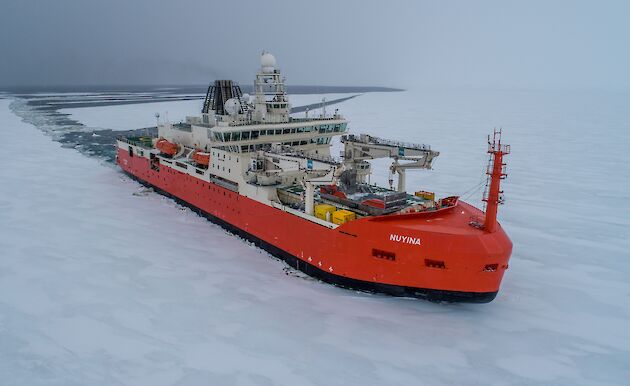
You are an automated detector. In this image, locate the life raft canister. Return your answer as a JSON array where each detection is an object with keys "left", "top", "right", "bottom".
[
  {"left": 192, "top": 150, "right": 210, "bottom": 166},
  {"left": 156, "top": 138, "right": 179, "bottom": 156}
]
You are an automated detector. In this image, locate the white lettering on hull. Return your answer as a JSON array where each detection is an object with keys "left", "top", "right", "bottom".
[{"left": 389, "top": 234, "right": 421, "bottom": 245}]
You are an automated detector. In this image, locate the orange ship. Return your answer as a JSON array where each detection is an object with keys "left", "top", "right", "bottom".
[{"left": 116, "top": 52, "right": 512, "bottom": 303}]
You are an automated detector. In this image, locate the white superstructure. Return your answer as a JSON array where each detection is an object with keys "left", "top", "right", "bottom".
[{"left": 117, "top": 52, "right": 439, "bottom": 224}]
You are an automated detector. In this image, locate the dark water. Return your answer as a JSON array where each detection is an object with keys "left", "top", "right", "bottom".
[
  {"left": 4, "top": 84, "right": 402, "bottom": 95},
  {"left": 9, "top": 86, "right": 398, "bottom": 162}
]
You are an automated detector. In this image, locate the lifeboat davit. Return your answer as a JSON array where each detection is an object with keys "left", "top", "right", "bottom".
[
  {"left": 156, "top": 138, "right": 179, "bottom": 156},
  {"left": 192, "top": 150, "right": 210, "bottom": 166}
]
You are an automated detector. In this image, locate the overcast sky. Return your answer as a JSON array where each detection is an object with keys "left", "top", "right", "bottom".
[{"left": 1, "top": 0, "right": 628, "bottom": 89}]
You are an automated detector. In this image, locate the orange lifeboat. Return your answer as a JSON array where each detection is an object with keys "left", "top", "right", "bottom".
[
  {"left": 192, "top": 150, "right": 210, "bottom": 166},
  {"left": 156, "top": 138, "right": 179, "bottom": 156}
]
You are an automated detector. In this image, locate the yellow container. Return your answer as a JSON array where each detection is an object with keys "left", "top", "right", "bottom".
[
  {"left": 332, "top": 209, "right": 356, "bottom": 225},
  {"left": 415, "top": 190, "right": 435, "bottom": 201},
  {"left": 315, "top": 204, "right": 336, "bottom": 221}
]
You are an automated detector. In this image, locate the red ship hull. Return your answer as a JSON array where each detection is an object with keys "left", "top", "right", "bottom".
[{"left": 117, "top": 148, "right": 512, "bottom": 302}]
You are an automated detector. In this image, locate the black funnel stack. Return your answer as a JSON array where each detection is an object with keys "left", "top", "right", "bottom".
[{"left": 202, "top": 80, "right": 244, "bottom": 115}]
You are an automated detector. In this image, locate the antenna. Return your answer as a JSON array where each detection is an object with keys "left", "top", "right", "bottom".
[
  {"left": 482, "top": 128, "right": 510, "bottom": 233},
  {"left": 321, "top": 97, "right": 326, "bottom": 118}
]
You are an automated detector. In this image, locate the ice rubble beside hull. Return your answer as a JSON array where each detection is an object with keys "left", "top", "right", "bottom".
[{"left": 117, "top": 148, "right": 512, "bottom": 303}]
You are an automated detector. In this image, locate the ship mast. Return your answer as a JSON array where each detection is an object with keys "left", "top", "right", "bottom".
[
  {"left": 482, "top": 129, "right": 510, "bottom": 233},
  {"left": 252, "top": 51, "right": 290, "bottom": 123}
]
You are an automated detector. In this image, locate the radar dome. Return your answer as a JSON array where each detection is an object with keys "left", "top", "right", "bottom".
[
  {"left": 261, "top": 52, "right": 276, "bottom": 73},
  {"left": 224, "top": 98, "right": 241, "bottom": 116}
]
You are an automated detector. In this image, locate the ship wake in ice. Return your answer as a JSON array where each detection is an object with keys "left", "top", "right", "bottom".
[{"left": 1, "top": 83, "right": 629, "bottom": 385}]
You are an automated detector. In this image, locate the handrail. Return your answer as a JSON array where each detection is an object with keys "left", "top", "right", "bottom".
[
  {"left": 116, "top": 136, "right": 153, "bottom": 149},
  {"left": 342, "top": 134, "right": 432, "bottom": 151}
]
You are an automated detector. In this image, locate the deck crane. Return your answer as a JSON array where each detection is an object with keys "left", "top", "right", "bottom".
[
  {"left": 341, "top": 134, "right": 439, "bottom": 192},
  {"left": 246, "top": 149, "right": 343, "bottom": 216}
]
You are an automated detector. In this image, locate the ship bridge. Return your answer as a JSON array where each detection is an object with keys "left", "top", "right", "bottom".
[
  {"left": 159, "top": 51, "right": 349, "bottom": 157},
  {"left": 208, "top": 117, "right": 348, "bottom": 153}
]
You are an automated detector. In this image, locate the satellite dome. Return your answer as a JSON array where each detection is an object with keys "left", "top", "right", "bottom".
[
  {"left": 224, "top": 98, "right": 241, "bottom": 116},
  {"left": 261, "top": 52, "right": 276, "bottom": 73}
]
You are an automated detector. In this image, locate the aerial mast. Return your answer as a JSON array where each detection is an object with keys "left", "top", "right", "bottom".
[
  {"left": 252, "top": 51, "right": 290, "bottom": 123},
  {"left": 483, "top": 129, "right": 510, "bottom": 233}
]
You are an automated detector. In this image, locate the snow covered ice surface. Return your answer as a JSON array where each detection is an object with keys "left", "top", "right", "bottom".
[
  {"left": 57, "top": 93, "right": 356, "bottom": 131},
  {"left": 1, "top": 87, "right": 629, "bottom": 385},
  {"left": 59, "top": 99, "right": 203, "bottom": 131}
]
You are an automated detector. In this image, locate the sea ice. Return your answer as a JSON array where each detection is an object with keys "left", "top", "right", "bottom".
[
  {"left": 1, "top": 87, "right": 629, "bottom": 385},
  {"left": 58, "top": 93, "right": 356, "bottom": 131}
]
